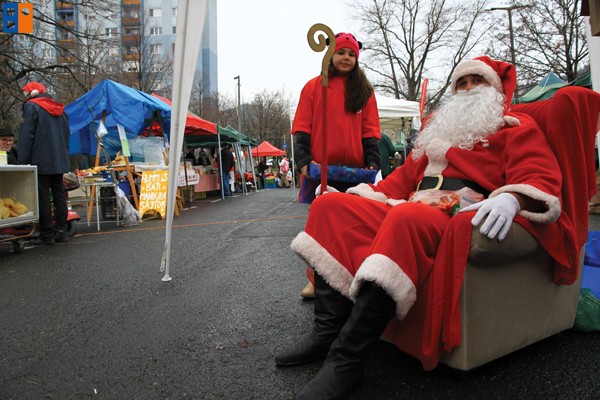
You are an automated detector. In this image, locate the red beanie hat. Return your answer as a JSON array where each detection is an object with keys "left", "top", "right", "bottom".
[
  {"left": 334, "top": 32, "right": 361, "bottom": 59},
  {"left": 450, "top": 56, "right": 517, "bottom": 109},
  {"left": 22, "top": 82, "right": 46, "bottom": 97}
]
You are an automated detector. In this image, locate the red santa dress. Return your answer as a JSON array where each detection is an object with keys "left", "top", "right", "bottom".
[{"left": 291, "top": 111, "right": 565, "bottom": 370}]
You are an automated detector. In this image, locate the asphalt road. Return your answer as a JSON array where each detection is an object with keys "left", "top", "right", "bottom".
[{"left": 1, "top": 188, "right": 599, "bottom": 399}]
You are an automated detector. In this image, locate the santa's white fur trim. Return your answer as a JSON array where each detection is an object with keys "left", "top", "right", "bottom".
[
  {"left": 346, "top": 183, "right": 388, "bottom": 203},
  {"left": 423, "top": 138, "right": 451, "bottom": 176},
  {"left": 490, "top": 184, "right": 561, "bottom": 224},
  {"left": 386, "top": 198, "right": 407, "bottom": 207},
  {"left": 503, "top": 115, "right": 521, "bottom": 127},
  {"left": 290, "top": 231, "right": 354, "bottom": 298},
  {"left": 451, "top": 59, "right": 503, "bottom": 95},
  {"left": 349, "top": 254, "right": 417, "bottom": 319}
]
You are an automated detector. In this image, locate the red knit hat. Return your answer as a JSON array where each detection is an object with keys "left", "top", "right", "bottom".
[
  {"left": 450, "top": 56, "right": 517, "bottom": 110},
  {"left": 334, "top": 32, "right": 361, "bottom": 59},
  {"left": 22, "top": 82, "right": 46, "bottom": 97}
]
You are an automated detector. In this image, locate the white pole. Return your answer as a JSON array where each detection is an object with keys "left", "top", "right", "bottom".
[{"left": 160, "top": 0, "right": 208, "bottom": 282}]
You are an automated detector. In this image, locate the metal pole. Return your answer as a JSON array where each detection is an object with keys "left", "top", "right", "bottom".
[
  {"left": 489, "top": 5, "right": 531, "bottom": 69},
  {"left": 234, "top": 75, "right": 241, "bottom": 131}
]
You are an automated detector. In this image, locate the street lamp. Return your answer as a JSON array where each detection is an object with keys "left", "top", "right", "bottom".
[
  {"left": 233, "top": 75, "right": 241, "bottom": 131},
  {"left": 488, "top": 5, "right": 532, "bottom": 68}
]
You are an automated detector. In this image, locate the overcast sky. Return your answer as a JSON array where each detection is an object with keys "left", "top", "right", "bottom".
[{"left": 216, "top": 0, "right": 358, "bottom": 104}]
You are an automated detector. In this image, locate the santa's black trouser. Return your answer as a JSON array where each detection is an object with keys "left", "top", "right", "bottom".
[
  {"left": 275, "top": 272, "right": 353, "bottom": 366},
  {"left": 295, "top": 282, "right": 397, "bottom": 400}
]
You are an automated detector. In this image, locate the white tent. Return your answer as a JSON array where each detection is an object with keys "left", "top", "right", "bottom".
[{"left": 375, "top": 94, "right": 420, "bottom": 130}]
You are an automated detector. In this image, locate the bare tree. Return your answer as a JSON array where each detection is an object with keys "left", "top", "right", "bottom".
[
  {"left": 211, "top": 91, "right": 238, "bottom": 128},
  {"left": 487, "top": 0, "right": 588, "bottom": 86},
  {"left": 243, "top": 90, "right": 292, "bottom": 148},
  {"left": 0, "top": 1, "right": 124, "bottom": 126},
  {"left": 351, "top": 0, "right": 491, "bottom": 109}
]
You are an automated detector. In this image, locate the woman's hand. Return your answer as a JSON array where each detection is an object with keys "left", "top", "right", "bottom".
[{"left": 301, "top": 161, "right": 318, "bottom": 177}]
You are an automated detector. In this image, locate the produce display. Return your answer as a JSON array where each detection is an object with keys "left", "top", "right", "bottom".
[{"left": 0, "top": 196, "right": 30, "bottom": 219}]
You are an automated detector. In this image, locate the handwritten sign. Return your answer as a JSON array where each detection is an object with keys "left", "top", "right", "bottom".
[
  {"left": 139, "top": 170, "right": 168, "bottom": 219},
  {"left": 177, "top": 161, "right": 200, "bottom": 186}
]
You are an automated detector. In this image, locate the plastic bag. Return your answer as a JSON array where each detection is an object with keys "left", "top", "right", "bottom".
[
  {"left": 114, "top": 186, "right": 140, "bottom": 227},
  {"left": 408, "top": 187, "right": 485, "bottom": 215},
  {"left": 63, "top": 172, "right": 80, "bottom": 191},
  {"left": 573, "top": 288, "right": 600, "bottom": 332}
]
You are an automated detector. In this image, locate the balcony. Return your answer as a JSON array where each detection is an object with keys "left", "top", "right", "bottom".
[
  {"left": 122, "top": 34, "right": 140, "bottom": 45},
  {"left": 122, "top": 0, "right": 141, "bottom": 5},
  {"left": 122, "top": 53, "right": 140, "bottom": 62},
  {"left": 55, "top": 1, "right": 75, "bottom": 11},
  {"left": 122, "top": 17, "right": 141, "bottom": 26}
]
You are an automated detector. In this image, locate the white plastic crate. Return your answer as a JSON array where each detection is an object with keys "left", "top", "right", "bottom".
[{"left": 0, "top": 165, "right": 39, "bottom": 228}]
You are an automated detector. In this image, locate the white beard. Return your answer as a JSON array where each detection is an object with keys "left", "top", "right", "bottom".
[{"left": 412, "top": 85, "right": 506, "bottom": 160}]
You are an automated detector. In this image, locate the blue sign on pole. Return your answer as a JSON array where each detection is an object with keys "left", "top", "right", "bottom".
[{"left": 282, "top": 143, "right": 287, "bottom": 150}]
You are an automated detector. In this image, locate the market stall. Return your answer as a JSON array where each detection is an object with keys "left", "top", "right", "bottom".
[{"left": 66, "top": 79, "right": 173, "bottom": 219}]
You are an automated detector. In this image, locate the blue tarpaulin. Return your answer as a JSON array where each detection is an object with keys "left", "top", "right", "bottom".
[
  {"left": 65, "top": 79, "right": 172, "bottom": 156},
  {"left": 583, "top": 231, "right": 600, "bottom": 297}
]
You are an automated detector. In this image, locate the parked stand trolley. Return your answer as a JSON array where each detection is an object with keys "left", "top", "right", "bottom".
[{"left": 0, "top": 165, "right": 39, "bottom": 253}]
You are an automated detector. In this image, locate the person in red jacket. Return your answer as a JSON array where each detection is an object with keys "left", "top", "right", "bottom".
[
  {"left": 276, "top": 56, "right": 564, "bottom": 399},
  {"left": 292, "top": 32, "right": 381, "bottom": 298},
  {"left": 18, "top": 82, "right": 71, "bottom": 245}
]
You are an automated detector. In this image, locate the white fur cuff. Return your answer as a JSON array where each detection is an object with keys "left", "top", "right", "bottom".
[
  {"left": 349, "top": 254, "right": 417, "bottom": 319},
  {"left": 290, "top": 231, "right": 354, "bottom": 298},
  {"left": 490, "top": 184, "right": 561, "bottom": 224},
  {"left": 346, "top": 183, "right": 388, "bottom": 203}
]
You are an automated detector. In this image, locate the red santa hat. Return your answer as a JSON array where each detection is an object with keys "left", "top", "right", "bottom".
[
  {"left": 450, "top": 56, "right": 519, "bottom": 125},
  {"left": 22, "top": 82, "right": 46, "bottom": 97},
  {"left": 334, "top": 32, "right": 361, "bottom": 59}
]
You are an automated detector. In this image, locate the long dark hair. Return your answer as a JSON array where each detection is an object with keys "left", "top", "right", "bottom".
[{"left": 328, "top": 61, "right": 373, "bottom": 114}]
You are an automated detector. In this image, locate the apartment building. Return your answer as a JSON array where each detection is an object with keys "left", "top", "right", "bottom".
[{"left": 37, "top": 0, "right": 217, "bottom": 96}]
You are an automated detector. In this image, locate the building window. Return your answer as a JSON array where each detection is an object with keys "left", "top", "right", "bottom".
[
  {"left": 172, "top": 43, "right": 176, "bottom": 55},
  {"left": 125, "top": 28, "right": 140, "bottom": 36},
  {"left": 42, "top": 48, "right": 54, "bottom": 59},
  {"left": 172, "top": 26, "right": 176, "bottom": 34},
  {"left": 150, "top": 27, "right": 162, "bottom": 35},
  {"left": 172, "top": 8, "right": 177, "bottom": 16},
  {"left": 126, "top": 46, "right": 139, "bottom": 55},
  {"left": 151, "top": 44, "right": 162, "bottom": 55},
  {"left": 149, "top": 8, "right": 162, "bottom": 17},
  {"left": 105, "top": 27, "right": 118, "bottom": 37}
]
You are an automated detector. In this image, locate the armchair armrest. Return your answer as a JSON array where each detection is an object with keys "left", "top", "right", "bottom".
[{"left": 468, "top": 222, "right": 540, "bottom": 264}]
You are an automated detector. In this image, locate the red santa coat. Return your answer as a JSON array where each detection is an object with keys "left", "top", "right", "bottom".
[
  {"left": 291, "top": 74, "right": 380, "bottom": 167},
  {"left": 291, "top": 112, "right": 564, "bottom": 370}
]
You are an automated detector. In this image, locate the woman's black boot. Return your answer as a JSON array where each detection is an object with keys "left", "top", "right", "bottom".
[
  {"left": 295, "top": 282, "right": 396, "bottom": 400},
  {"left": 275, "top": 273, "right": 353, "bottom": 366}
]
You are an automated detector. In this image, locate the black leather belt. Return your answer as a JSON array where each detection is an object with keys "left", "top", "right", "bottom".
[{"left": 416, "top": 175, "right": 489, "bottom": 197}]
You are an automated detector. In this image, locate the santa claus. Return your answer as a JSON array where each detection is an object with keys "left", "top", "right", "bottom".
[{"left": 276, "top": 56, "right": 565, "bottom": 400}]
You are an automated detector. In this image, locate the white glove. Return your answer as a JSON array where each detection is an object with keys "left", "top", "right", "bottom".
[
  {"left": 315, "top": 184, "right": 339, "bottom": 196},
  {"left": 461, "top": 192, "right": 521, "bottom": 241}
]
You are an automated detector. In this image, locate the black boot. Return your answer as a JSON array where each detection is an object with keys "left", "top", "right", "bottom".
[
  {"left": 276, "top": 273, "right": 353, "bottom": 366},
  {"left": 295, "top": 282, "right": 396, "bottom": 400}
]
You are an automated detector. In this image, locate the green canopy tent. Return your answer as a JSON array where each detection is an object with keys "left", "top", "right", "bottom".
[
  {"left": 183, "top": 125, "right": 257, "bottom": 197},
  {"left": 516, "top": 72, "right": 567, "bottom": 103},
  {"left": 516, "top": 70, "right": 593, "bottom": 104}
]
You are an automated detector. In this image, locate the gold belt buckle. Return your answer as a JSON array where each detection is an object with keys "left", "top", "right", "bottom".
[
  {"left": 416, "top": 174, "right": 444, "bottom": 191},
  {"left": 432, "top": 174, "right": 443, "bottom": 190}
]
